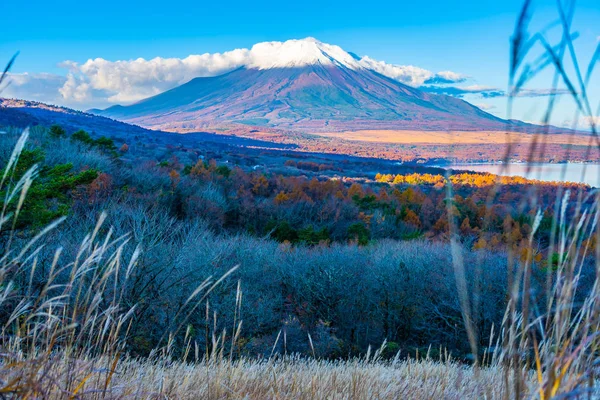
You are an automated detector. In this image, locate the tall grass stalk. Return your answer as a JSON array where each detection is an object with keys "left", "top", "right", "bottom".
[{"left": 446, "top": 1, "right": 600, "bottom": 398}]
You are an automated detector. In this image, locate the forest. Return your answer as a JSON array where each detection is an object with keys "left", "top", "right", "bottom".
[{"left": 1, "top": 125, "right": 596, "bottom": 360}]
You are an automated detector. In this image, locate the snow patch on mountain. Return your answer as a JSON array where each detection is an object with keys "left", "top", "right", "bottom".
[{"left": 247, "top": 38, "right": 363, "bottom": 70}]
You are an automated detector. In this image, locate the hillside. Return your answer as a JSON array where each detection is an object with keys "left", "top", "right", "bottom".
[{"left": 0, "top": 98, "right": 154, "bottom": 137}]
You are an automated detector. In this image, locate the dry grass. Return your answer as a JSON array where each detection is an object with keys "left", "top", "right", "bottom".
[
  {"left": 2, "top": 355, "right": 530, "bottom": 399},
  {"left": 312, "top": 129, "right": 592, "bottom": 145}
]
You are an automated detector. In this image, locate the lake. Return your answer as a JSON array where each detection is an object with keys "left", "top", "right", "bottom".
[{"left": 444, "top": 163, "right": 600, "bottom": 187}]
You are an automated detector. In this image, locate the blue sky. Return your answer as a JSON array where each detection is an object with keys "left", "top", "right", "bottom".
[{"left": 1, "top": 0, "right": 599, "bottom": 128}]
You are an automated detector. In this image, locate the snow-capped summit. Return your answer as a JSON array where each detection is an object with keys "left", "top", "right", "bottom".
[{"left": 246, "top": 38, "right": 363, "bottom": 70}]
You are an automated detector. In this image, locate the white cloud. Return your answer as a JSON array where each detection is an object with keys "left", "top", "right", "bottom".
[
  {"left": 463, "top": 84, "right": 496, "bottom": 91},
  {"left": 436, "top": 71, "right": 465, "bottom": 81},
  {"left": 561, "top": 116, "right": 600, "bottom": 130},
  {"left": 583, "top": 116, "right": 600, "bottom": 128},
  {"left": 62, "top": 49, "right": 251, "bottom": 103},
  {"left": 58, "top": 74, "right": 91, "bottom": 102},
  {"left": 513, "top": 88, "right": 573, "bottom": 97},
  {"left": 1, "top": 72, "right": 66, "bottom": 104},
  {"left": 420, "top": 84, "right": 505, "bottom": 98},
  {"left": 475, "top": 103, "right": 496, "bottom": 110},
  {"left": 357, "top": 57, "right": 467, "bottom": 86},
  {"left": 357, "top": 56, "right": 435, "bottom": 86}
]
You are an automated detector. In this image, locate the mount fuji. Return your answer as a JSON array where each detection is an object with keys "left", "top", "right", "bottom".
[{"left": 94, "top": 38, "right": 527, "bottom": 133}]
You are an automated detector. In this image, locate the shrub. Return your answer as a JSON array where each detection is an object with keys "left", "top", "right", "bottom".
[
  {"left": 0, "top": 145, "right": 98, "bottom": 228},
  {"left": 347, "top": 222, "right": 369, "bottom": 245},
  {"left": 71, "top": 129, "right": 94, "bottom": 144},
  {"left": 95, "top": 135, "right": 117, "bottom": 151},
  {"left": 48, "top": 124, "right": 66, "bottom": 137}
]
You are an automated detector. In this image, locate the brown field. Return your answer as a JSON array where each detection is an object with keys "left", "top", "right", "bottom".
[
  {"left": 225, "top": 127, "right": 600, "bottom": 163},
  {"left": 313, "top": 129, "right": 596, "bottom": 145},
  {"left": 166, "top": 125, "right": 600, "bottom": 163}
]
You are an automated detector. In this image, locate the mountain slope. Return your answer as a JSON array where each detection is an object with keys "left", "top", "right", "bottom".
[{"left": 94, "top": 38, "right": 523, "bottom": 133}]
